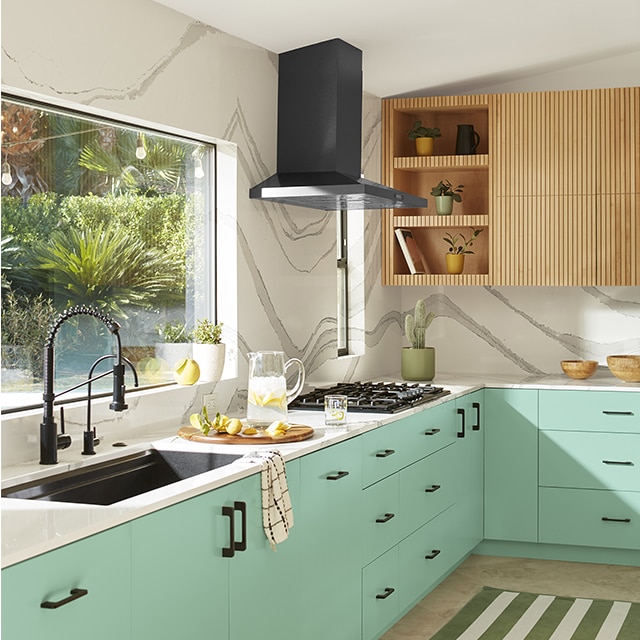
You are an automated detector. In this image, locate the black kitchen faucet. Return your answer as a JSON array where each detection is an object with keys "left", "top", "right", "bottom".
[{"left": 39, "top": 305, "right": 137, "bottom": 465}]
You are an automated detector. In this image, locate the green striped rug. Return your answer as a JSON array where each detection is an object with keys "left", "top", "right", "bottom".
[{"left": 431, "top": 587, "right": 640, "bottom": 639}]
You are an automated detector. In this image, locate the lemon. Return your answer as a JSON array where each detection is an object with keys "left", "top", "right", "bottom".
[
  {"left": 189, "top": 413, "right": 203, "bottom": 430},
  {"left": 242, "top": 427, "right": 258, "bottom": 436},
  {"left": 226, "top": 418, "right": 242, "bottom": 435}
]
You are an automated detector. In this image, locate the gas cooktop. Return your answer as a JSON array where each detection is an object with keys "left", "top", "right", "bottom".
[{"left": 289, "top": 381, "right": 450, "bottom": 414}]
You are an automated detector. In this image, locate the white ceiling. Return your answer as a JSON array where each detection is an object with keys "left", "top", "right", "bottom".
[{"left": 152, "top": 0, "right": 640, "bottom": 97}]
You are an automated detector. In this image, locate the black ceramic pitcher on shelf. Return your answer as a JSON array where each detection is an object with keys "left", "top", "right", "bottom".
[{"left": 455, "top": 124, "right": 480, "bottom": 155}]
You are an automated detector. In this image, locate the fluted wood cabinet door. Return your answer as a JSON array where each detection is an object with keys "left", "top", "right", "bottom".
[{"left": 492, "top": 88, "right": 639, "bottom": 286}]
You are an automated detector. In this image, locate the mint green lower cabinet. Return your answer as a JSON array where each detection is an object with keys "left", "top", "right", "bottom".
[
  {"left": 484, "top": 388, "right": 538, "bottom": 542},
  {"left": 131, "top": 480, "right": 241, "bottom": 640},
  {"left": 297, "top": 437, "right": 363, "bottom": 640},
  {"left": 363, "top": 473, "right": 400, "bottom": 566},
  {"left": 2, "top": 524, "right": 131, "bottom": 640},
  {"left": 362, "top": 546, "right": 399, "bottom": 640},
  {"left": 539, "top": 487, "right": 640, "bottom": 550},
  {"left": 454, "top": 391, "right": 484, "bottom": 552},
  {"left": 398, "top": 505, "right": 458, "bottom": 609},
  {"left": 228, "top": 461, "right": 302, "bottom": 639}
]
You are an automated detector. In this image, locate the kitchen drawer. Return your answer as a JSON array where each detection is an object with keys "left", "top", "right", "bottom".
[
  {"left": 398, "top": 504, "right": 458, "bottom": 609},
  {"left": 362, "top": 474, "right": 400, "bottom": 566},
  {"left": 540, "top": 431, "right": 640, "bottom": 491},
  {"left": 397, "top": 400, "right": 457, "bottom": 468},
  {"left": 539, "top": 390, "right": 640, "bottom": 433},
  {"left": 539, "top": 487, "right": 640, "bottom": 550},
  {"left": 398, "top": 443, "right": 456, "bottom": 540},
  {"left": 362, "top": 421, "right": 408, "bottom": 488},
  {"left": 362, "top": 546, "right": 399, "bottom": 640}
]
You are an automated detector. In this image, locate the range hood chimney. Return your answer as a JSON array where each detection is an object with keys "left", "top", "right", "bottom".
[{"left": 249, "top": 38, "right": 427, "bottom": 211}]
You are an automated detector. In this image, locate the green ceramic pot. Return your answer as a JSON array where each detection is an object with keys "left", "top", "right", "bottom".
[{"left": 401, "top": 347, "right": 435, "bottom": 381}]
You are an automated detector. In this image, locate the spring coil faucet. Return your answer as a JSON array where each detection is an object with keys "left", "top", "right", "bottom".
[{"left": 40, "top": 305, "right": 132, "bottom": 465}]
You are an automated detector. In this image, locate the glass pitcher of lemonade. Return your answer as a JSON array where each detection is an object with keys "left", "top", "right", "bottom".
[{"left": 247, "top": 351, "right": 305, "bottom": 426}]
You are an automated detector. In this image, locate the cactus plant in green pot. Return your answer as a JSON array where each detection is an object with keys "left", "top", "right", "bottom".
[{"left": 402, "top": 299, "right": 436, "bottom": 381}]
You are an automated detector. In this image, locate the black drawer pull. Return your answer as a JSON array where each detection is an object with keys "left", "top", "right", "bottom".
[
  {"left": 424, "top": 428, "right": 441, "bottom": 436},
  {"left": 41, "top": 588, "right": 88, "bottom": 609},
  {"left": 326, "top": 471, "right": 349, "bottom": 481},
  {"left": 602, "top": 410, "right": 634, "bottom": 416},
  {"left": 472, "top": 402, "right": 481, "bottom": 431},
  {"left": 425, "top": 549, "right": 441, "bottom": 560},
  {"left": 457, "top": 408, "right": 465, "bottom": 438},
  {"left": 602, "top": 517, "right": 631, "bottom": 523},
  {"left": 376, "top": 587, "right": 395, "bottom": 600},
  {"left": 234, "top": 501, "right": 247, "bottom": 552},
  {"left": 602, "top": 460, "right": 634, "bottom": 466},
  {"left": 222, "top": 505, "right": 235, "bottom": 558},
  {"left": 424, "top": 484, "right": 441, "bottom": 493},
  {"left": 376, "top": 512, "right": 395, "bottom": 524},
  {"left": 376, "top": 449, "right": 395, "bottom": 458}
]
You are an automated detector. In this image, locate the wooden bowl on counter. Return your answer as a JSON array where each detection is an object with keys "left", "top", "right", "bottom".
[
  {"left": 606, "top": 355, "right": 640, "bottom": 382},
  {"left": 560, "top": 360, "right": 598, "bottom": 380}
]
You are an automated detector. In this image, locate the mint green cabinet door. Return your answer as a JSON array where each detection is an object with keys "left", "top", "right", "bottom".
[
  {"left": 539, "top": 390, "right": 640, "bottom": 433},
  {"left": 363, "top": 473, "right": 400, "bottom": 566},
  {"left": 2, "top": 524, "right": 131, "bottom": 640},
  {"left": 362, "top": 546, "right": 399, "bottom": 640},
  {"left": 454, "top": 390, "right": 484, "bottom": 552},
  {"left": 297, "top": 437, "right": 363, "bottom": 640},
  {"left": 362, "top": 421, "right": 407, "bottom": 488},
  {"left": 398, "top": 442, "right": 456, "bottom": 540},
  {"left": 228, "top": 460, "right": 302, "bottom": 640},
  {"left": 398, "top": 504, "right": 458, "bottom": 609},
  {"left": 484, "top": 388, "right": 538, "bottom": 542},
  {"left": 131, "top": 481, "right": 243, "bottom": 640}
]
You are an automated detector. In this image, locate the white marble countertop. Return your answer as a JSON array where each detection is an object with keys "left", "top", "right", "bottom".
[{"left": 2, "top": 372, "right": 638, "bottom": 568}]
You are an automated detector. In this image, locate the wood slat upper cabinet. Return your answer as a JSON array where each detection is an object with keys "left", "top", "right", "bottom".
[
  {"left": 382, "top": 87, "right": 639, "bottom": 286},
  {"left": 492, "top": 87, "right": 639, "bottom": 286}
]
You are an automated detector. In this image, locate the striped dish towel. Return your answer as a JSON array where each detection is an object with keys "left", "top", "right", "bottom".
[{"left": 247, "top": 450, "right": 294, "bottom": 550}]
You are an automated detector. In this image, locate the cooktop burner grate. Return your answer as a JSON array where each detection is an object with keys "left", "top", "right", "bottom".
[{"left": 289, "top": 381, "right": 450, "bottom": 414}]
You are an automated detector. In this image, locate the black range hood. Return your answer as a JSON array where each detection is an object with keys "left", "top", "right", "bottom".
[{"left": 249, "top": 38, "right": 427, "bottom": 211}]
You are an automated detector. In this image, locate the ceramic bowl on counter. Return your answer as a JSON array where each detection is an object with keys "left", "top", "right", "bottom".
[
  {"left": 560, "top": 360, "right": 598, "bottom": 380},
  {"left": 606, "top": 355, "right": 640, "bottom": 382}
]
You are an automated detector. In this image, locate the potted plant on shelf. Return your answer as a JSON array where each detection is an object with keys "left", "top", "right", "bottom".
[
  {"left": 192, "top": 318, "right": 225, "bottom": 382},
  {"left": 443, "top": 227, "right": 484, "bottom": 274},
  {"left": 402, "top": 299, "right": 436, "bottom": 381},
  {"left": 430, "top": 180, "right": 464, "bottom": 215},
  {"left": 407, "top": 121, "right": 441, "bottom": 157},
  {"left": 155, "top": 320, "right": 192, "bottom": 367}
]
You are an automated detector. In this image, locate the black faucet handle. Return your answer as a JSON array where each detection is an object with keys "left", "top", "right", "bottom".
[{"left": 57, "top": 407, "right": 72, "bottom": 451}]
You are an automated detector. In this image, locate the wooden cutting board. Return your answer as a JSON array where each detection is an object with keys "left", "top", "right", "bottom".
[{"left": 177, "top": 424, "right": 314, "bottom": 445}]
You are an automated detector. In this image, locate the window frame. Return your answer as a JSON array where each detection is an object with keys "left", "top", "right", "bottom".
[
  {"left": 0, "top": 88, "right": 222, "bottom": 415},
  {"left": 337, "top": 209, "right": 349, "bottom": 356}
]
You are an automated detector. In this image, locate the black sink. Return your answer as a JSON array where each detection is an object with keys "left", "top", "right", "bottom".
[{"left": 1, "top": 448, "right": 242, "bottom": 506}]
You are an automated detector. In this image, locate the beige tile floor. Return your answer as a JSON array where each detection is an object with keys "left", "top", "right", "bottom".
[{"left": 381, "top": 554, "right": 640, "bottom": 640}]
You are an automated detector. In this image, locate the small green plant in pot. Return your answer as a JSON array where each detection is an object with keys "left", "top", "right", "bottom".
[
  {"left": 443, "top": 227, "right": 484, "bottom": 274},
  {"left": 154, "top": 320, "right": 193, "bottom": 371},
  {"left": 192, "top": 319, "right": 225, "bottom": 382},
  {"left": 407, "top": 121, "right": 441, "bottom": 157},
  {"left": 402, "top": 299, "right": 436, "bottom": 381},
  {"left": 430, "top": 180, "right": 464, "bottom": 215}
]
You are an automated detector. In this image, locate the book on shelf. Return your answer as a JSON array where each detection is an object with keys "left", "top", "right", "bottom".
[{"left": 395, "top": 228, "right": 427, "bottom": 274}]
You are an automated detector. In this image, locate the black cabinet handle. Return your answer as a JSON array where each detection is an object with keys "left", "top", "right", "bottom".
[
  {"left": 375, "top": 513, "right": 395, "bottom": 524},
  {"left": 222, "top": 505, "right": 235, "bottom": 558},
  {"left": 41, "top": 588, "right": 88, "bottom": 609},
  {"left": 424, "top": 428, "right": 441, "bottom": 436},
  {"left": 602, "top": 460, "right": 634, "bottom": 466},
  {"left": 234, "top": 501, "right": 247, "bottom": 552},
  {"left": 602, "top": 517, "right": 631, "bottom": 523},
  {"left": 602, "top": 410, "right": 634, "bottom": 416},
  {"left": 424, "top": 484, "right": 441, "bottom": 493},
  {"left": 472, "top": 402, "right": 481, "bottom": 431},
  {"left": 376, "top": 449, "right": 395, "bottom": 458},
  {"left": 457, "top": 408, "right": 465, "bottom": 438},
  {"left": 425, "top": 549, "right": 441, "bottom": 560},
  {"left": 376, "top": 587, "right": 395, "bottom": 600},
  {"left": 326, "top": 471, "right": 349, "bottom": 481}
]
